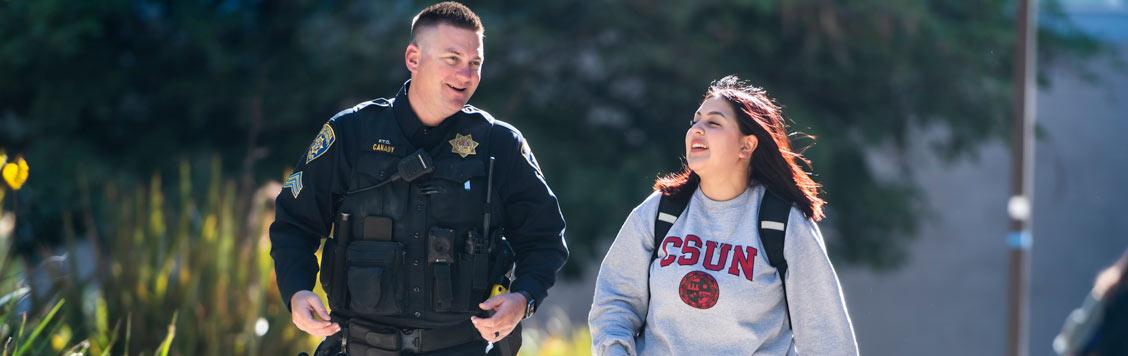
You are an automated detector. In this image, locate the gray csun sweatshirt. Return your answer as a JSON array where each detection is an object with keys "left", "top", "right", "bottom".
[{"left": 588, "top": 185, "right": 858, "bottom": 355}]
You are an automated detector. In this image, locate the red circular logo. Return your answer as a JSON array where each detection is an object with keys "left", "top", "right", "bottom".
[{"left": 678, "top": 271, "right": 719, "bottom": 309}]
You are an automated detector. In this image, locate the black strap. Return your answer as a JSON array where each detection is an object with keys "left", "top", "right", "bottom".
[
  {"left": 651, "top": 187, "right": 695, "bottom": 261},
  {"left": 640, "top": 185, "right": 694, "bottom": 335},
  {"left": 757, "top": 189, "right": 792, "bottom": 328}
]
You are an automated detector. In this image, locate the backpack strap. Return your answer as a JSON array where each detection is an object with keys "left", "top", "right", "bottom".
[
  {"left": 651, "top": 185, "right": 696, "bottom": 261},
  {"left": 758, "top": 188, "right": 793, "bottom": 329},
  {"left": 639, "top": 182, "right": 695, "bottom": 335}
]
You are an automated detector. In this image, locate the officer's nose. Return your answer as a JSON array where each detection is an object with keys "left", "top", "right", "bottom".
[{"left": 455, "top": 65, "right": 476, "bottom": 83}]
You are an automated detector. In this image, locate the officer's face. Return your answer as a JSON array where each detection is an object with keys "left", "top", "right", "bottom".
[
  {"left": 405, "top": 24, "right": 483, "bottom": 121},
  {"left": 686, "top": 96, "right": 757, "bottom": 179}
]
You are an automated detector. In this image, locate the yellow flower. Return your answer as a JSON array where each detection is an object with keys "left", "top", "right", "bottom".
[{"left": 2, "top": 156, "right": 28, "bottom": 190}]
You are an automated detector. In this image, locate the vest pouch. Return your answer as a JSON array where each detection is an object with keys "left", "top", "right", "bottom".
[
  {"left": 346, "top": 241, "right": 404, "bottom": 316},
  {"left": 353, "top": 153, "right": 408, "bottom": 221},
  {"left": 427, "top": 160, "right": 486, "bottom": 225},
  {"left": 453, "top": 229, "right": 492, "bottom": 314},
  {"left": 427, "top": 227, "right": 456, "bottom": 313},
  {"left": 453, "top": 251, "right": 491, "bottom": 314}
]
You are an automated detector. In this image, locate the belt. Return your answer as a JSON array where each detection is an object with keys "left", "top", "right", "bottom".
[{"left": 346, "top": 320, "right": 481, "bottom": 355}]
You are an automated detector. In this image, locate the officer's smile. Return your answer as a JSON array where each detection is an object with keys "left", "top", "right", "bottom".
[{"left": 446, "top": 82, "right": 468, "bottom": 93}]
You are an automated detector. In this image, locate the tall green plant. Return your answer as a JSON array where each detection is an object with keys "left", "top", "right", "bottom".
[{"left": 48, "top": 158, "right": 318, "bottom": 355}]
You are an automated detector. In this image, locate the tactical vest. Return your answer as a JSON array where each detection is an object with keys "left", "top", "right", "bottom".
[{"left": 320, "top": 100, "right": 503, "bottom": 328}]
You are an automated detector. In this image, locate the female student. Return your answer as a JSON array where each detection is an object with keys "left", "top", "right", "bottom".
[{"left": 589, "top": 76, "right": 858, "bottom": 355}]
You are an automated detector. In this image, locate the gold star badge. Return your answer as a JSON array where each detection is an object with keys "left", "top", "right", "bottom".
[{"left": 449, "top": 133, "right": 479, "bottom": 158}]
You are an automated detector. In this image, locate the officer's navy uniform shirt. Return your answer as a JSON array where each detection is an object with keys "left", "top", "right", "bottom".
[
  {"left": 269, "top": 81, "right": 568, "bottom": 321},
  {"left": 393, "top": 87, "right": 458, "bottom": 152}
]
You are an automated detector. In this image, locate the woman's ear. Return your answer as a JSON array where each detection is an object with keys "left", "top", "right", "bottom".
[{"left": 741, "top": 135, "right": 759, "bottom": 158}]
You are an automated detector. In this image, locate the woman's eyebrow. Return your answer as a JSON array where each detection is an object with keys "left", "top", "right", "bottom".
[
  {"left": 694, "top": 109, "right": 730, "bottom": 118},
  {"left": 694, "top": 111, "right": 726, "bottom": 118}
]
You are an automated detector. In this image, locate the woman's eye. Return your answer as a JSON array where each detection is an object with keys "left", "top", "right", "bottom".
[{"left": 708, "top": 121, "right": 720, "bottom": 127}]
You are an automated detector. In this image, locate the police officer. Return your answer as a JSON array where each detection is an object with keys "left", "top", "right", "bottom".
[{"left": 269, "top": 2, "right": 568, "bottom": 355}]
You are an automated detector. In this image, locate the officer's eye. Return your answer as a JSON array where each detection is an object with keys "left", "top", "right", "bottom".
[
  {"left": 443, "top": 57, "right": 458, "bottom": 65},
  {"left": 470, "top": 60, "right": 482, "bottom": 68}
]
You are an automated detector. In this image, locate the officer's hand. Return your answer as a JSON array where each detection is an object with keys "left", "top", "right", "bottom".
[
  {"left": 290, "top": 290, "right": 341, "bottom": 337},
  {"left": 470, "top": 292, "right": 527, "bottom": 343}
]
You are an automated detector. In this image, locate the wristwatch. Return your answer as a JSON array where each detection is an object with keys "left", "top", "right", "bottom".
[{"left": 515, "top": 290, "right": 536, "bottom": 319}]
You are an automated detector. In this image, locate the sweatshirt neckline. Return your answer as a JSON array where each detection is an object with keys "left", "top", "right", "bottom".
[{"left": 693, "top": 184, "right": 757, "bottom": 210}]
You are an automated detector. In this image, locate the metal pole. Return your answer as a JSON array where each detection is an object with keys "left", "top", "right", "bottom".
[{"left": 1007, "top": 0, "right": 1037, "bottom": 355}]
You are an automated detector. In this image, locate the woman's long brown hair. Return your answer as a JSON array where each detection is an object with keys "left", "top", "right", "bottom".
[{"left": 654, "top": 75, "right": 826, "bottom": 221}]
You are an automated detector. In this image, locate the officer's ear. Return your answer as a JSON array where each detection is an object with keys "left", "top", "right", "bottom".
[{"left": 405, "top": 43, "right": 421, "bottom": 74}]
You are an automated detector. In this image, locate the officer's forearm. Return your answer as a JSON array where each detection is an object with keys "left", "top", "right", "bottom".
[
  {"left": 269, "top": 223, "right": 322, "bottom": 311},
  {"left": 509, "top": 244, "right": 567, "bottom": 307},
  {"left": 271, "top": 247, "right": 319, "bottom": 311}
]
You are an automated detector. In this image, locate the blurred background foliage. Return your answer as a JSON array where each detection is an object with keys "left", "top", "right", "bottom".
[
  {"left": 0, "top": 0, "right": 1110, "bottom": 354},
  {"left": 1, "top": 156, "right": 312, "bottom": 354}
]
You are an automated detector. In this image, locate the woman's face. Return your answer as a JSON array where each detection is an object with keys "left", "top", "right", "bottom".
[{"left": 685, "top": 96, "right": 757, "bottom": 179}]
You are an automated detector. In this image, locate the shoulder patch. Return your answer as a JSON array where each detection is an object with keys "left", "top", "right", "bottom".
[
  {"left": 306, "top": 123, "right": 336, "bottom": 164},
  {"left": 283, "top": 171, "right": 303, "bottom": 198}
]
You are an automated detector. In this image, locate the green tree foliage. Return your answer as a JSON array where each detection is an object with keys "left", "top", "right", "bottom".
[{"left": 0, "top": 0, "right": 1103, "bottom": 271}]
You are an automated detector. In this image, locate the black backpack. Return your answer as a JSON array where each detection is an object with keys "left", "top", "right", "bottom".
[{"left": 649, "top": 182, "right": 794, "bottom": 328}]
